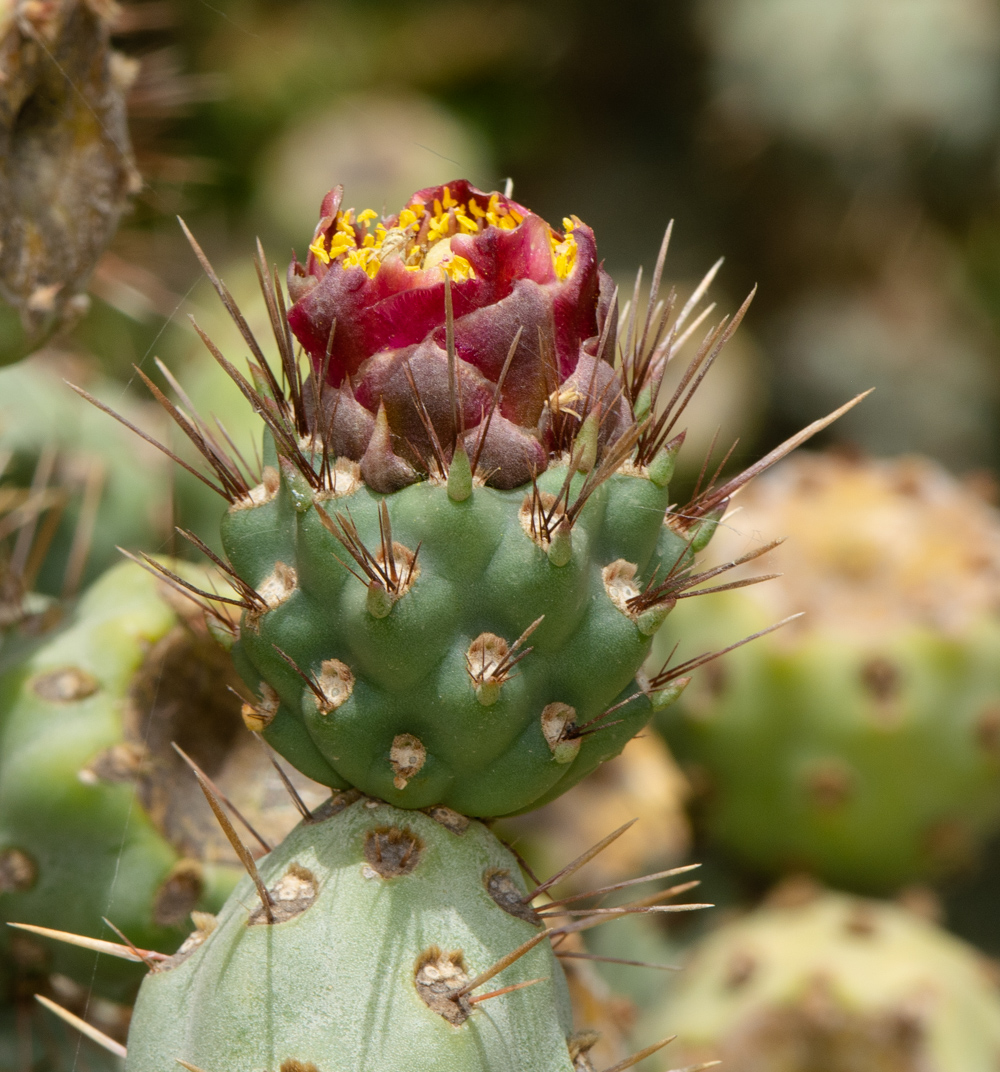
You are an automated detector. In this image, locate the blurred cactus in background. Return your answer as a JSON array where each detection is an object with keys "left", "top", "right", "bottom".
[
  {"left": 655, "top": 451, "right": 1000, "bottom": 891},
  {"left": 0, "top": 0, "right": 139, "bottom": 361},
  {"left": 699, "top": 0, "right": 1000, "bottom": 157},
  {"left": 643, "top": 880, "right": 1000, "bottom": 1072}
]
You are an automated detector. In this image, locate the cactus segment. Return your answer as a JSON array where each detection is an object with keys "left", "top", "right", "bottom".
[
  {"left": 655, "top": 453, "right": 1000, "bottom": 890},
  {"left": 125, "top": 796, "right": 577, "bottom": 1072},
  {"left": 0, "top": 560, "right": 324, "bottom": 1000},
  {"left": 644, "top": 885, "right": 1000, "bottom": 1072},
  {"left": 223, "top": 451, "right": 684, "bottom": 816},
  {"left": 83, "top": 183, "right": 865, "bottom": 817}
]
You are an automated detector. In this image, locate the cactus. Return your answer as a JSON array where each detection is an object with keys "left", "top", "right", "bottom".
[
  {"left": 56, "top": 180, "right": 859, "bottom": 1069},
  {"left": 643, "top": 882, "right": 1000, "bottom": 1072},
  {"left": 655, "top": 451, "right": 1000, "bottom": 890},
  {"left": 92, "top": 180, "right": 858, "bottom": 821},
  {"left": 0, "top": 0, "right": 138, "bottom": 359},
  {"left": 0, "top": 559, "right": 326, "bottom": 1001},
  {"left": 126, "top": 794, "right": 582, "bottom": 1072},
  {"left": 0, "top": 357, "right": 176, "bottom": 598}
]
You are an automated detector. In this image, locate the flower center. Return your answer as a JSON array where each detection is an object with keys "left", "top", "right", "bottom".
[{"left": 307, "top": 185, "right": 578, "bottom": 282}]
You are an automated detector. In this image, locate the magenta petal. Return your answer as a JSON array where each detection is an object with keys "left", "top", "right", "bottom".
[
  {"left": 354, "top": 339, "right": 493, "bottom": 461},
  {"left": 360, "top": 269, "right": 484, "bottom": 353},
  {"left": 438, "top": 278, "right": 556, "bottom": 427},
  {"left": 454, "top": 214, "right": 556, "bottom": 301},
  {"left": 304, "top": 185, "right": 343, "bottom": 279},
  {"left": 287, "top": 262, "right": 374, "bottom": 384},
  {"left": 465, "top": 415, "right": 547, "bottom": 489},
  {"left": 406, "top": 179, "right": 532, "bottom": 222},
  {"left": 551, "top": 222, "right": 599, "bottom": 377},
  {"left": 546, "top": 352, "right": 633, "bottom": 455}
]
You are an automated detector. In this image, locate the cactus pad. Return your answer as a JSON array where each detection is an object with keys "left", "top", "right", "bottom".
[
  {"left": 90, "top": 180, "right": 852, "bottom": 817},
  {"left": 0, "top": 560, "right": 324, "bottom": 999},
  {"left": 125, "top": 795, "right": 579, "bottom": 1072},
  {"left": 644, "top": 884, "right": 1000, "bottom": 1072},
  {"left": 655, "top": 452, "right": 1000, "bottom": 889},
  {"left": 224, "top": 448, "right": 694, "bottom": 816}
]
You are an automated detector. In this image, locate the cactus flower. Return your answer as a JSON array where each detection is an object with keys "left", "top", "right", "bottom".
[{"left": 286, "top": 180, "right": 620, "bottom": 489}]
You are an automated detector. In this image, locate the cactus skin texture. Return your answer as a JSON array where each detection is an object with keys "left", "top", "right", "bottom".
[
  {"left": 655, "top": 452, "right": 1000, "bottom": 891},
  {"left": 226, "top": 446, "right": 689, "bottom": 817},
  {"left": 126, "top": 795, "right": 577, "bottom": 1072},
  {"left": 643, "top": 884, "right": 1000, "bottom": 1072},
  {"left": 0, "top": 561, "right": 251, "bottom": 1001}
]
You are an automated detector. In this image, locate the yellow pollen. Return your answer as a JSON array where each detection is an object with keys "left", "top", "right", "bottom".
[
  {"left": 427, "top": 214, "right": 452, "bottom": 243},
  {"left": 456, "top": 213, "right": 479, "bottom": 235},
  {"left": 309, "top": 236, "right": 331, "bottom": 264},
  {"left": 442, "top": 254, "right": 475, "bottom": 282},
  {"left": 310, "top": 189, "right": 537, "bottom": 280}
]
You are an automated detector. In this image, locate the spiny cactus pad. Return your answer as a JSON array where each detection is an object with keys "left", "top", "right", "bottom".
[
  {"left": 0, "top": 559, "right": 319, "bottom": 1000},
  {"left": 643, "top": 884, "right": 1000, "bottom": 1072},
  {"left": 655, "top": 452, "right": 1000, "bottom": 890},
  {"left": 91, "top": 180, "right": 852, "bottom": 817},
  {"left": 126, "top": 795, "right": 579, "bottom": 1072},
  {"left": 224, "top": 445, "right": 693, "bottom": 816}
]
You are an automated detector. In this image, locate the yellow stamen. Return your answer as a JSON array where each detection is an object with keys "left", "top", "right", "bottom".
[
  {"left": 442, "top": 186, "right": 458, "bottom": 209},
  {"left": 441, "top": 254, "right": 476, "bottom": 282},
  {"left": 309, "top": 236, "right": 330, "bottom": 264},
  {"left": 357, "top": 208, "right": 378, "bottom": 224},
  {"left": 427, "top": 212, "right": 452, "bottom": 242},
  {"left": 468, "top": 200, "right": 486, "bottom": 218}
]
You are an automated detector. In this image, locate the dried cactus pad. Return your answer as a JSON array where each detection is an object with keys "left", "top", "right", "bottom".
[
  {"left": 126, "top": 796, "right": 577, "bottom": 1072},
  {"left": 226, "top": 444, "right": 693, "bottom": 817}
]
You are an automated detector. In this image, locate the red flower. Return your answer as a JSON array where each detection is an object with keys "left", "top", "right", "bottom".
[{"left": 287, "top": 180, "right": 621, "bottom": 490}]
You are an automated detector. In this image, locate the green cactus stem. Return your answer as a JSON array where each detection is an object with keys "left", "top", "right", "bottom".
[
  {"left": 125, "top": 795, "right": 578, "bottom": 1072},
  {"left": 0, "top": 560, "right": 324, "bottom": 1000},
  {"left": 643, "top": 882, "right": 1000, "bottom": 1072}
]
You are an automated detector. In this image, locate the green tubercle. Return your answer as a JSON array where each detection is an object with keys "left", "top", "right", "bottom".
[{"left": 224, "top": 451, "right": 693, "bottom": 816}]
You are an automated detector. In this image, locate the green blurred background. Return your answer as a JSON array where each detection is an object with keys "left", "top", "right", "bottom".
[{"left": 22, "top": 0, "right": 1000, "bottom": 497}]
